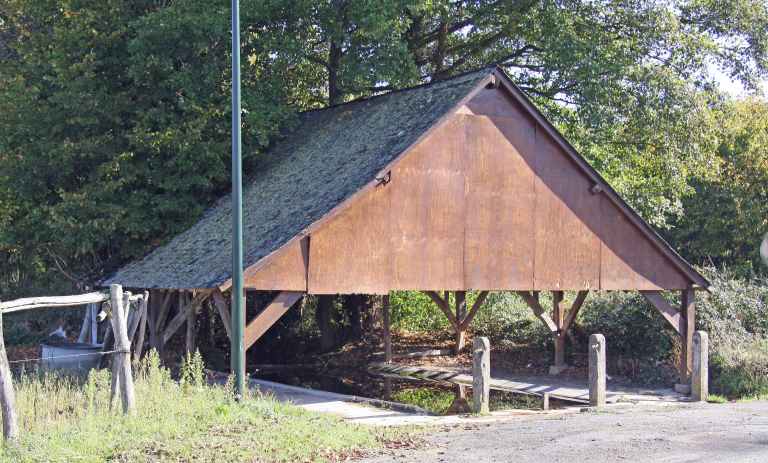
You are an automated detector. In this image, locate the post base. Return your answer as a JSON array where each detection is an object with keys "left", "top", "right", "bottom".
[
  {"left": 674, "top": 383, "right": 691, "bottom": 394},
  {"left": 548, "top": 364, "right": 571, "bottom": 375}
]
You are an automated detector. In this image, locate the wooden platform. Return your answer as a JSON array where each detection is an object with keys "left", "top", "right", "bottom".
[{"left": 369, "top": 363, "right": 689, "bottom": 404}]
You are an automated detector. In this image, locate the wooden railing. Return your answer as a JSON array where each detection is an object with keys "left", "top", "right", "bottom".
[{"left": 0, "top": 284, "right": 144, "bottom": 441}]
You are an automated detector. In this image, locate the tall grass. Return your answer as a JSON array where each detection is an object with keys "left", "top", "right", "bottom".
[{"left": 1, "top": 351, "right": 389, "bottom": 462}]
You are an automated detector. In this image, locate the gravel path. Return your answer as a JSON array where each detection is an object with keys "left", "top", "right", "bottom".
[{"left": 361, "top": 401, "right": 768, "bottom": 463}]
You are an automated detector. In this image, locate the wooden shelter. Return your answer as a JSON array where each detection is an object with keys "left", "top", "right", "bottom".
[{"left": 104, "top": 67, "right": 709, "bottom": 386}]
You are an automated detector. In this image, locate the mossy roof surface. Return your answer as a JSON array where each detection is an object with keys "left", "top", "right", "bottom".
[{"left": 104, "top": 69, "right": 490, "bottom": 289}]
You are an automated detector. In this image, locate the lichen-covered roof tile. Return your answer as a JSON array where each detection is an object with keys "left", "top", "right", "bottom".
[{"left": 104, "top": 68, "right": 491, "bottom": 289}]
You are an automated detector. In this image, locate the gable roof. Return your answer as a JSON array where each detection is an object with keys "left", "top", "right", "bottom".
[
  {"left": 103, "top": 68, "right": 493, "bottom": 289},
  {"left": 104, "top": 66, "right": 709, "bottom": 291}
]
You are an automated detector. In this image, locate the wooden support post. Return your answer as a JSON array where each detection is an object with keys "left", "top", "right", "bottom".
[
  {"left": 150, "top": 290, "right": 174, "bottom": 352},
  {"left": 455, "top": 291, "right": 466, "bottom": 354},
  {"left": 133, "top": 292, "right": 149, "bottom": 363},
  {"left": 516, "top": 291, "right": 558, "bottom": 333},
  {"left": 472, "top": 337, "right": 490, "bottom": 414},
  {"left": 243, "top": 291, "right": 304, "bottom": 350},
  {"left": 162, "top": 291, "right": 210, "bottom": 347},
  {"left": 677, "top": 287, "right": 696, "bottom": 390},
  {"left": 692, "top": 330, "right": 708, "bottom": 402},
  {"left": 109, "top": 284, "right": 135, "bottom": 415},
  {"left": 186, "top": 292, "right": 197, "bottom": 355},
  {"left": 552, "top": 291, "right": 565, "bottom": 371},
  {"left": 542, "top": 392, "right": 550, "bottom": 411},
  {"left": 212, "top": 291, "right": 232, "bottom": 340},
  {"left": 588, "top": 334, "right": 606, "bottom": 407},
  {"left": 383, "top": 294, "right": 392, "bottom": 363},
  {"left": 0, "top": 310, "right": 19, "bottom": 441}
]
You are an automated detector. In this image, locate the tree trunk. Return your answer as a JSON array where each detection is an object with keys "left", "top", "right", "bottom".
[{"left": 328, "top": 40, "right": 343, "bottom": 105}]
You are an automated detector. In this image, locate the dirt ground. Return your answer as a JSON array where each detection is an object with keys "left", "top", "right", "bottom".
[{"left": 360, "top": 401, "right": 768, "bottom": 463}]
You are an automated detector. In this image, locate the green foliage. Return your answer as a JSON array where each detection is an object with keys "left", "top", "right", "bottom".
[
  {"left": 390, "top": 291, "right": 448, "bottom": 332},
  {"left": 1, "top": 0, "right": 767, "bottom": 300},
  {"left": 1, "top": 349, "right": 391, "bottom": 462},
  {"left": 0, "top": 0, "right": 295, "bottom": 297},
  {"left": 391, "top": 387, "right": 455, "bottom": 415},
  {"left": 670, "top": 99, "right": 768, "bottom": 272}
]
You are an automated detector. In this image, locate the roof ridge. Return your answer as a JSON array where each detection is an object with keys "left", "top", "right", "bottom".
[{"left": 299, "top": 65, "right": 495, "bottom": 115}]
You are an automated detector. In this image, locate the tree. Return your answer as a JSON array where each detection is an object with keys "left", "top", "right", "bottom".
[
  {"left": 670, "top": 98, "right": 768, "bottom": 273},
  {"left": 0, "top": 0, "right": 294, "bottom": 295}
]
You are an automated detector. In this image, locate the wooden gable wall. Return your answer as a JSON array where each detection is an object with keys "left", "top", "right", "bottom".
[{"left": 244, "top": 84, "right": 692, "bottom": 293}]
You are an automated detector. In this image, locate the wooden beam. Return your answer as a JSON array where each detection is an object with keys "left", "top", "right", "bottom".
[
  {"left": 640, "top": 291, "right": 682, "bottom": 334},
  {"left": 243, "top": 291, "right": 304, "bottom": 350},
  {"left": 153, "top": 290, "right": 174, "bottom": 335},
  {"left": 459, "top": 291, "right": 489, "bottom": 331},
  {"left": 680, "top": 287, "right": 696, "bottom": 384},
  {"left": 552, "top": 291, "right": 565, "bottom": 367},
  {"left": 561, "top": 290, "right": 588, "bottom": 334},
  {"left": 211, "top": 290, "right": 232, "bottom": 340},
  {"left": 383, "top": 294, "right": 392, "bottom": 363},
  {"left": 162, "top": 291, "right": 210, "bottom": 346},
  {"left": 186, "top": 292, "right": 196, "bottom": 355},
  {"left": 0, "top": 292, "right": 108, "bottom": 313},
  {"left": 423, "top": 291, "right": 458, "bottom": 326},
  {"left": 516, "top": 291, "right": 558, "bottom": 333}
]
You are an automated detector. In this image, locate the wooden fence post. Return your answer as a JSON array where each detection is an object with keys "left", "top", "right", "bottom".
[
  {"left": 109, "top": 284, "right": 135, "bottom": 415},
  {"left": 692, "top": 331, "right": 708, "bottom": 402},
  {"left": 472, "top": 336, "right": 490, "bottom": 414},
  {"left": 589, "top": 334, "right": 606, "bottom": 407},
  {"left": 0, "top": 310, "right": 18, "bottom": 441},
  {"left": 382, "top": 294, "right": 392, "bottom": 363}
]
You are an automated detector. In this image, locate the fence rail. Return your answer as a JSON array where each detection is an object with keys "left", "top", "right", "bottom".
[{"left": 0, "top": 284, "right": 141, "bottom": 442}]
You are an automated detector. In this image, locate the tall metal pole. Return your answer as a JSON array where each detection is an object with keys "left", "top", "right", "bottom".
[{"left": 230, "top": 0, "right": 245, "bottom": 398}]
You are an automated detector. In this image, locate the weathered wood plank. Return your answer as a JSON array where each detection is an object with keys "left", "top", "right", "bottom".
[
  {"left": 1, "top": 292, "right": 109, "bottom": 313},
  {"left": 211, "top": 291, "right": 232, "bottom": 340},
  {"left": 463, "top": 114, "right": 535, "bottom": 290},
  {"left": 243, "top": 291, "right": 304, "bottom": 350}
]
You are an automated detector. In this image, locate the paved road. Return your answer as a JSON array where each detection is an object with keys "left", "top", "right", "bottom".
[{"left": 361, "top": 401, "right": 768, "bottom": 463}]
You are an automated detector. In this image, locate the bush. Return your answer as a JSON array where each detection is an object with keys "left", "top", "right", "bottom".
[{"left": 696, "top": 267, "right": 768, "bottom": 398}]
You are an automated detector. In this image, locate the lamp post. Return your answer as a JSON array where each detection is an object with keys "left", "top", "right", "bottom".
[{"left": 230, "top": 0, "right": 245, "bottom": 398}]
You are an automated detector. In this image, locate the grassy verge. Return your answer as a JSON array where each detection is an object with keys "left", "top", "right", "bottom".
[{"left": 1, "top": 351, "right": 399, "bottom": 462}]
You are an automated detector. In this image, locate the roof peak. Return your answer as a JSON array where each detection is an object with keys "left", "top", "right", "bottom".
[{"left": 300, "top": 65, "right": 496, "bottom": 115}]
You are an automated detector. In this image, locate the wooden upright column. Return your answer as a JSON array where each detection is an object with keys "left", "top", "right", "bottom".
[
  {"left": 382, "top": 294, "right": 392, "bottom": 363},
  {"left": 552, "top": 291, "right": 565, "bottom": 369},
  {"left": 679, "top": 287, "right": 696, "bottom": 385},
  {"left": 455, "top": 291, "right": 467, "bottom": 354}
]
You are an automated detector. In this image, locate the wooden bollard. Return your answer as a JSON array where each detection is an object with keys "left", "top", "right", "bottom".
[
  {"left": 109, "top": 284, "right": 136, "bottom": 415},
  {"left": 692, "top": 331, "right": 708, "bottom": 401},
  {"left": 472, "top": 337, "right": 490, "bottom": 414},
  {"left": 588, "top": 334, "right": 606, "bottom": 407}
]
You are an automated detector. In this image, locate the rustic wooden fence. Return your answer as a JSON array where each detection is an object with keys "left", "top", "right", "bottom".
[{"left": 0, "top": 284, "right": 145, "bottom": 442}]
